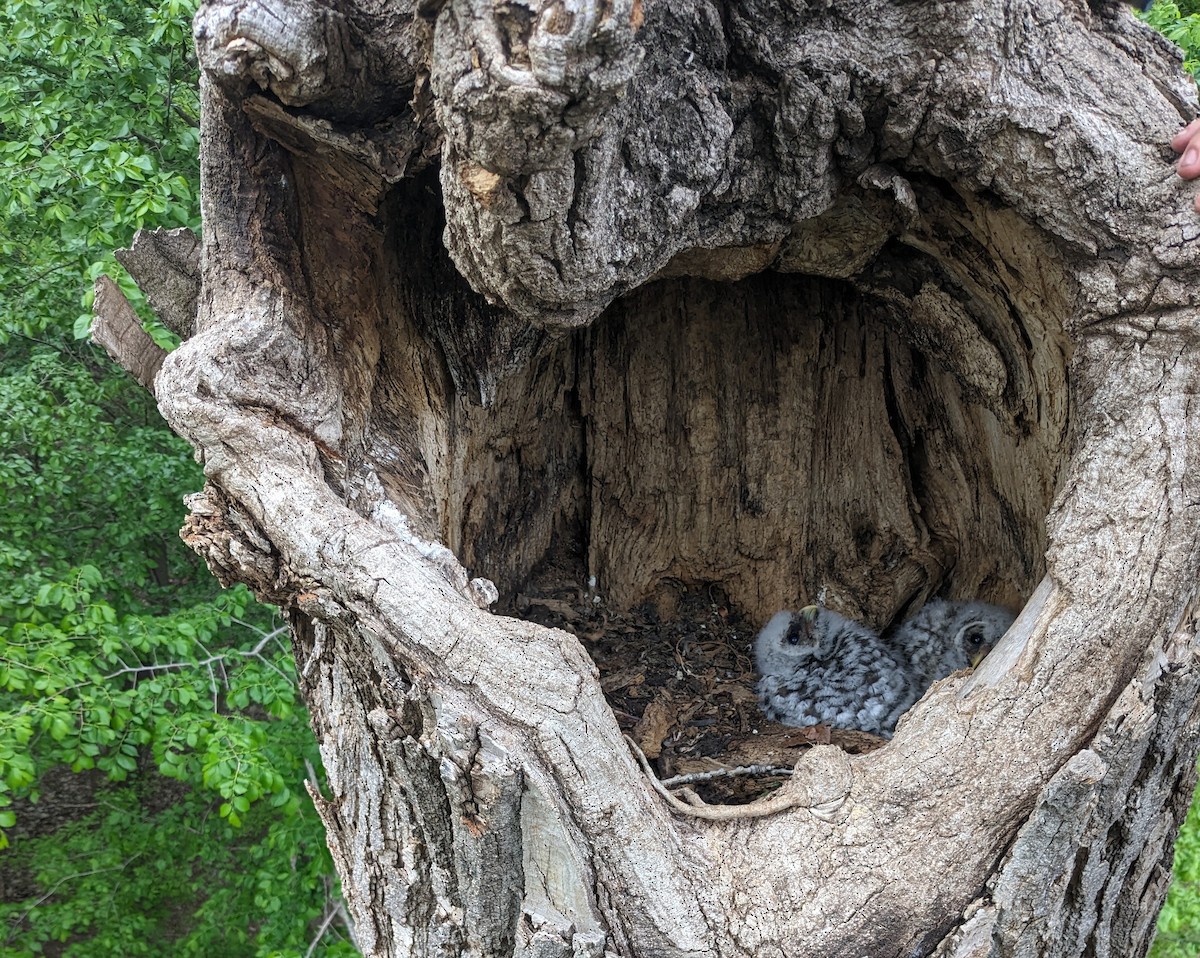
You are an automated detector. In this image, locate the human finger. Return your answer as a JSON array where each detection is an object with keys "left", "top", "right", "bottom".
[
  {"left": 1178, "top": 128, "right": 1200, "bottom": 180},
  {"left": 1170, "top": 116, "right": 1200, "bottom": 154}
]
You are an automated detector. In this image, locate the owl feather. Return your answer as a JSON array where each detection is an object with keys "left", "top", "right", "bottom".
[
  {"left": 888, "top": 598, "right": 1015, "bottom": 688},
  {"left": 754, "top": 606, "right": 920, "bottom": 738}
]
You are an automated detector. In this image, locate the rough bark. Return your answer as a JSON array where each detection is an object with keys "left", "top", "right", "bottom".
[
  {"left": 113, "top": 226, "right": 201, "bottom": 339},
  {"left": 91, "top": 275, "right": 166, "bottom": 391},
  {"left": 98, "top": 1, "right": 1200, "bottom": 956}
]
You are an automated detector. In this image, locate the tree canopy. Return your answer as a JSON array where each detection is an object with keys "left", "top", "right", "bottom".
[{"left": 0, "top": 2, "right": 353, "bottom": 954}]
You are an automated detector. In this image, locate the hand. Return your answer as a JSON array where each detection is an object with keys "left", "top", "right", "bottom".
[{"left": 1172, "top": 117, "right": 1200, "bottom": 212}]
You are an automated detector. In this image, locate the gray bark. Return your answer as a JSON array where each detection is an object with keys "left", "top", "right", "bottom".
[{"left": 98, "top": 0, "right": 1200, "bottom": 956}]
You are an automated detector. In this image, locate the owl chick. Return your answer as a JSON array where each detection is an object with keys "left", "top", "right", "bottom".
[
  {"left": 754, "top": 605, "right": 920, "bottom": 738},
  {"left": 889, "top": 598, "right": 1016, "bottom": 687}
]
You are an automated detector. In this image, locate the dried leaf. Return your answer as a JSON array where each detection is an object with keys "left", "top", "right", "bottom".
[
  {"left": 632, "top": 691, "right": 677, "bottom": 760},
  {"left": 600, "top": 667, "right": 645, "bottom": 694}
]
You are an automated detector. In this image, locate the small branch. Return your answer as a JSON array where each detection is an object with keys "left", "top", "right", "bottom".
[
  {"left": 207, "top": 661, "right": 220, "bottom": 712},
  {"left": 304, "top": 905, "right": 341, "bottom": 958},
  {"left": 90, "top": 275, "right": 166, "bottom": 393},
  {"left": 9, "top": 260, "right": 72, "bottom": 293},
  {"left": 5, "top": 853, "right": 145, "bottom": 946},
  {"left": 625, "top": 735, "right": 809, "bottom": 820},
  {"left": 125, "top": 129, "right": 165, "bottom": 151},
  {"left": 659, "top": 764, "right": 795, "bottom": 788},
  {"left": 4, "top": 328, "right": 74, "bottom": 357},
  {"left": 5, "top": 635, "right": 292, "bottom": 724},
  {"left": 335, "top": 898, "right": 357, "bottom": 948},
  {"left": 171, "top": 102, "right": 200, "bottom": 128},
  {"left": 304, "top": 758, "right": 335, "bottom": 805}
]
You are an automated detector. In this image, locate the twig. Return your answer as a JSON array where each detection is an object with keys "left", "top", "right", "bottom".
[
  {"left": 207, "top": 660, "right": 219, "bottom": 712},
  {"left": 5, "top": 853, "right": 145, "bottom": 946},
  {"left": 625, "top": 735, "right": 807, "bottom": 820},
  {"left": 4, "top": 634, "right": 293, "bottom": 722},
  {"left": 304, "top": 905, "right": 340, "bottom": 958},
  {"left": 659, "top": 764, "right": 794, "bottom": 788},
  {"left": 171, "top": 102, "right": 200, "bottom": 128},
  {"left": 304, "top": 758, "right": 329, "bottom": 802}
]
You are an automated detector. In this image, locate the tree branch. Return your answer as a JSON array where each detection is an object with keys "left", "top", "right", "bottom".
[{"left": 89, "top": 275, "right": 165, "bottom": 393}]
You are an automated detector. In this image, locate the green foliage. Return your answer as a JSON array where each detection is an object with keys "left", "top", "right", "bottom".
[
  {"left": 0, "top": 0, "right": 200, "bottom": 347},
  {"left": 0, "top": 505, "right": 355, "bottom": 955},
  {"left": 1152, "top": 783, "right": 1200, "bottom": 958},
  {"left": 0, "top": 2, "right": 356, "bottom": 955},
  {"left": 0, "top": 349, "right": 203, "bottom": 606},
  {"left": 0, "top": 788, "right": 358, "bottom": 958},
  {"left": 0, "top": 388, "right": 355, "bottom": 956},
  {"left": 1140, "top": 1, "right": 1200, "bottom": 78},
  {"left": 0, "top": 571, "right": 296, "bottom": 825}
]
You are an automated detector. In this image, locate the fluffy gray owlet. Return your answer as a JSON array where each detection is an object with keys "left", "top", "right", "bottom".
[
  {"left": 889, "top": 598, "right": 1016, "bottom": 688},
  {"left": 754, "top": 606, "right": 920, "bottom": 738}
]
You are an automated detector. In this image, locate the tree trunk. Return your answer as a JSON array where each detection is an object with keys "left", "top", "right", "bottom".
[{"left": 97, "top": 1, "right": 1200, "bottom": 955}]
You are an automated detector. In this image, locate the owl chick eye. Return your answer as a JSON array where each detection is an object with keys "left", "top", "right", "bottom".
[
  {"left": 786, "top": 633, "right": 801, "bottom": 646},
  {"left": 962, "top": 627, "right": 985, "bottom": 650}
]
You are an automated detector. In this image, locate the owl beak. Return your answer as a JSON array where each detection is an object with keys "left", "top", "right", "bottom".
[
  {"left": 970, "top": 645, "right": 993, "bottom": 668},
  {"left": 799, "top": 605, "right": 819, "bottom": 622}
]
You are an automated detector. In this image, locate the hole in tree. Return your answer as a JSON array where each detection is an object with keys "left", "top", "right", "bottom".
[{"left": 371, "top": 174, "right": 1072, "bottom": 801}]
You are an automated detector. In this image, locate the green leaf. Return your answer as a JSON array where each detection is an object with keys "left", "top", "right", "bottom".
[{"left": 0, "top": 2, "right": 349, "bottom": 953}]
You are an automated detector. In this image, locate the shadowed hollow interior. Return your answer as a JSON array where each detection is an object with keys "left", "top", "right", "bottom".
[
  {"left": 352, "top": 175, "right": 1073, "bottom": 633},
  {"left": 446, "top": 261, "right": 1066, "bottom": 630}
]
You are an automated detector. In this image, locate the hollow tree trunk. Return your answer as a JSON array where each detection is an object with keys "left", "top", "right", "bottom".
[{"left": 95, "top": 1, "right": 1200, "bottom": 956}]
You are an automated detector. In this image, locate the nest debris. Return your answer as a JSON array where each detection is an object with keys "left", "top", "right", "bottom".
[{"left": 503, "top": 567, "right": 885, "bottom": 805}]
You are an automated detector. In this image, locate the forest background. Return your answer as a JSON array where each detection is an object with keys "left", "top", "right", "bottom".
[{"left": 0, "top": 1, "right": 1197, "bottom": 956}]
